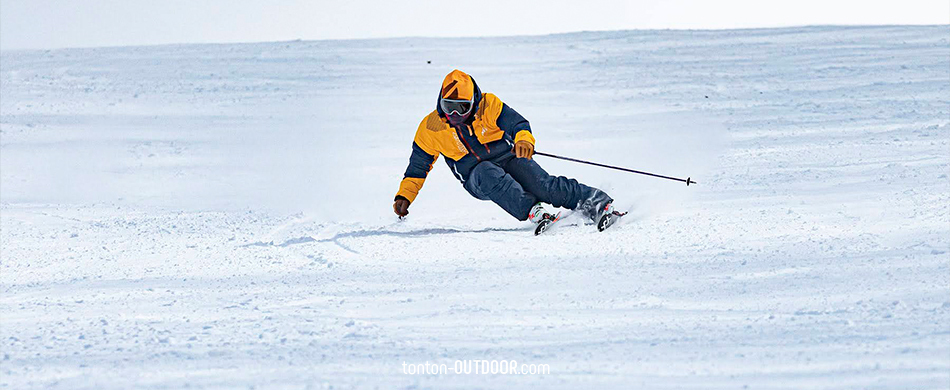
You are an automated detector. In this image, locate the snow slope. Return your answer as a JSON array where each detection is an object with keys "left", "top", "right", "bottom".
[{"left": 1, "top": 25, "right": 948, "bottom": 389}]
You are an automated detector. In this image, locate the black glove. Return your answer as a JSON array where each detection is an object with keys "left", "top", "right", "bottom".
[{"left": 393, "top": 196, "right": 410, "bottom": 217}]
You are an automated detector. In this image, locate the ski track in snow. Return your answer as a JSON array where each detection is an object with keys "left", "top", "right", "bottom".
[{"left": 1, "top": 26, "right": 949, "bottom": 389}]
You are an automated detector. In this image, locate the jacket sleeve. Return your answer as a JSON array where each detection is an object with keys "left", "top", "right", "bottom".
[
  {"left": 395, "top": 142, "right": 438, "bottom": 203},
  {"left": 496, "top": 103, "right": 535, "bottom": 146},
  {"left": 396, "top": 117, "right": 441, "bottom": 203}
]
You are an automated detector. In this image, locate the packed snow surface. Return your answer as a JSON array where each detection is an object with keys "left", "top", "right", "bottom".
[{"left": 1, "top": 26, "right": 948, "bottom": 389}]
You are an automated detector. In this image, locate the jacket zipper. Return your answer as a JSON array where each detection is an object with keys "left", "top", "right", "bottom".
[
  {"left": 456, "top": 128, "right": 481, "bottom": 162},
  {"left": 466, "top": 124, "right": 491, "bottom": 154},
  {"left": 473, "top": 124, "right": 491, "bottom": 154}
]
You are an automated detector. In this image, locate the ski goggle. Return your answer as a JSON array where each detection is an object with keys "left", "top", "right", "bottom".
[{"left": 440, "top": 98, "right": 473, "bottom": 116}]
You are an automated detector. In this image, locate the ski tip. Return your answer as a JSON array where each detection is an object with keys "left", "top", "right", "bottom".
[
  {"left": 534, "top": 212, "right": 561, "bottom": 236},
  {"left": 597, "top": 210, "right": 626, "bottom": 232},
  {"left": 534, "top": 220, "right": 549, "bottom": 236}
]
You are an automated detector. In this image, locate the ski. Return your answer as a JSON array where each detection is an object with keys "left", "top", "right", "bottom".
[
  {"left": 533, "top": 211, "right": 562, "bottom": 235},
  {"left": 596, "top": 210, "right": 627, "bottom": 232}
]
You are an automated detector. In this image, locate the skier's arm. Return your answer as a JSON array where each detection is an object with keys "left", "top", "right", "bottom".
[
  {"left": 496, "top": 103, "right": 535, "bottom": 157},
  {"left": 394, "top": 114, "right": 442, "bottom": 217},
  {"left": 395, "top": 141, "right": 438, "bottom": 204}
]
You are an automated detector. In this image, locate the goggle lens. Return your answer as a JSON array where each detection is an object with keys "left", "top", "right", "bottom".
[{"left": 441, "top": 98, "right": 473, "bottom": 116}]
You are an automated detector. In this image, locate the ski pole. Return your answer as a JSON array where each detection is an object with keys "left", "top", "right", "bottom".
[{"left": 533, "top": 151, "right": 696, "bottom": 186}]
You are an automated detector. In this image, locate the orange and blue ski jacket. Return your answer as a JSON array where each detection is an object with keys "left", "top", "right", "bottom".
[{"left": 395, "top": 70, "right": 536, "bottom": 203}]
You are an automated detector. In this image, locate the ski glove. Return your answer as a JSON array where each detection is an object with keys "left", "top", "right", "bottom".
[
  {"left": 514, "top": 140, "right": 534, "bottom": 160},
  {"left": 393, "top": 196, "right": 410, "bottom": 217}
]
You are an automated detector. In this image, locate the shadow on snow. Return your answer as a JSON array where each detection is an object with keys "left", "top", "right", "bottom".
[{"left": 240, "top": 226, "right": 527, "bottom": 254}]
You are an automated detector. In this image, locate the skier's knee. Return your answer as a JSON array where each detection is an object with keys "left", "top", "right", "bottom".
[{"left": 467, "top": 162, "right": 507, "bottom": 198}]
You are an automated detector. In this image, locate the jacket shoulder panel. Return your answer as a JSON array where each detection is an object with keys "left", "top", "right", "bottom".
[
  {"left": 415, "top": 111, "right": 468, "bottom": 160},
  {"left": 477, "top": 93, "right": 504, "bottom": 124},
  {"left": 414, "top": 111, "right": 447, "bottom": 156},
  {"left": 422, "top": 110, "right": 448, "bottom": 132}
]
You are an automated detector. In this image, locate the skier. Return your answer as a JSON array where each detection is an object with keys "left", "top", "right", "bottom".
[{"left": 392, "top": 69, "right": 622, "bottom": 233}]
